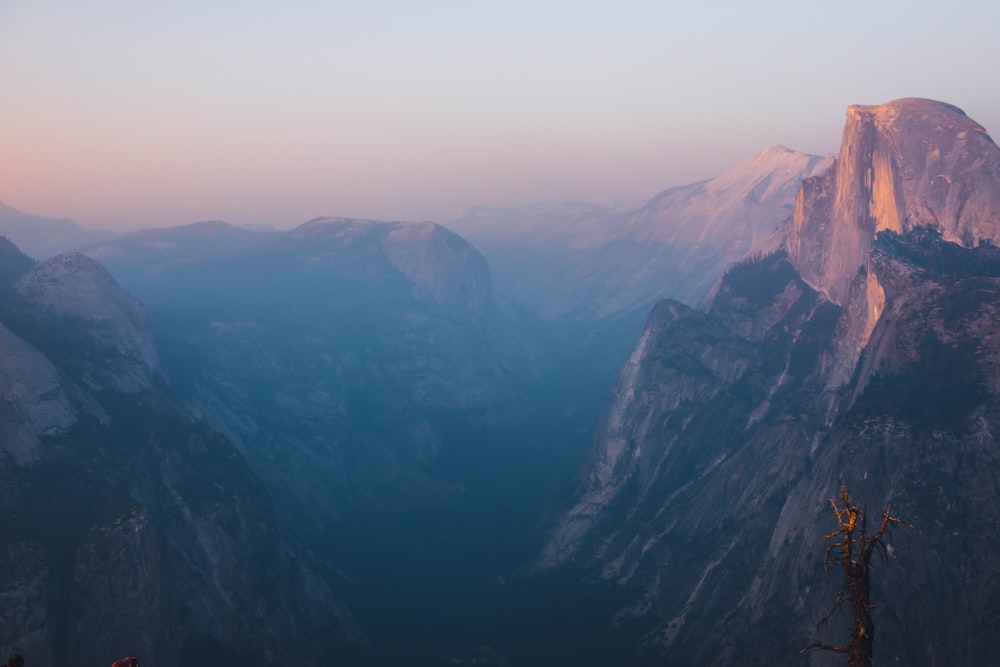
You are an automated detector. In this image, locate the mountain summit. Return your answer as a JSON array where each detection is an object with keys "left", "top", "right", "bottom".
[
  {"left": 789, "top": 97, "right": 1000, "bottom": 303},
  {"left": 787, "top": 97, "right": 1000, "bottom": 384}
]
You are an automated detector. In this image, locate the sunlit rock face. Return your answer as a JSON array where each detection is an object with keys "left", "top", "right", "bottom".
[
  {"left": 789, "top": 98, "right": 1000, "bottom": 302},
  {"left": 787, "top": 98, "right": 1000, "bottom": 385},
  {"left": 539, "top": 100, "right": 1000, "bottom": 666}
]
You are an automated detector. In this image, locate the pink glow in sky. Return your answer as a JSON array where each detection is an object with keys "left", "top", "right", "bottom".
[{"left": 2, "top": 1, "right": 999, "bottom": 230}]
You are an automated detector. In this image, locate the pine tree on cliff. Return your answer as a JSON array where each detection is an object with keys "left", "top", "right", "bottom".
[{"left": 804, "top": 485, "right": 909, "bottom": 667}]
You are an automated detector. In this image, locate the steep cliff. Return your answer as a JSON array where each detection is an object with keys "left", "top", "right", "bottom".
[
  {"left": 787, "top": 98, "right": 1000, "bottom": 385},
  {"left": 539, "top": 99, "right": 1000, "bottom": 666},
  {"left": 0, "top": 321, "right": 76, "bottom": 465},
  {"left": 0, "top": 243, "right": 360, "bottom": 666},
  {"left": 788, "top": 98, "right": 1000, "bottom": 299}
]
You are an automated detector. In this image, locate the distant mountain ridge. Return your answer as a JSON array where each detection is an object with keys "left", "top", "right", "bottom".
[
  {"left": 0, "top": 201, "right": 117, "bottom": 259},
  {"left": 452, "top": 145, "right": 833, "bottom": 323}
]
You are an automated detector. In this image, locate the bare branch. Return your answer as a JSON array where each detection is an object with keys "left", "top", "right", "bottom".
[
  {"left": 863, "top": 505, "right": 913, "bottom": 563},
  {"left": 802, "top": 640, "right": 849, "bottom": 654},
  {"left": 816, "top": 591, "right": 852, "bottom": 628}
]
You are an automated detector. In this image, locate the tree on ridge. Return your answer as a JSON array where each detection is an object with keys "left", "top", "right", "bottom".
[{"left": 804, "top": 485, "right": 909, "bottom": 667}]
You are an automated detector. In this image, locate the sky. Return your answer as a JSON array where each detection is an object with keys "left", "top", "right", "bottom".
[{"left": 1, "top": 0, "right": 999, "bottom": 231}]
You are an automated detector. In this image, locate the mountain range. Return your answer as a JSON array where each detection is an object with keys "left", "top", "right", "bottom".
[
  {"left": 3, "top": 96, "right": 999, "bottom": 667},
  {"left": 538, "top": 98, "right": 1000, "bottom": 665},
  {"left": 0, "top": 202, "right": 116, "bottom": 260}
]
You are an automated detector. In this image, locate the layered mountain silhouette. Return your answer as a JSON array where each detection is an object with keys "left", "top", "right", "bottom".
[
  {"left": 539, "top": 98, "right": 1000, "bottom": 665},
  {"left": 4, "top": 96, "right": 999, "bottom": 667},
  {"left": 452, "top": 145, "right": 832, "bottom": 323},
  {"left": 79, "top": 218, "right": 540, "bottom": 527},
  {"left": 73, "top": 217, "right": 573, "bottom": 663},
  {"left": 0, "top": 202, "right": 116, "bottom": 259}
]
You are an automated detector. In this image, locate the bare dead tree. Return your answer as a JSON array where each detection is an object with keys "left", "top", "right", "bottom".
[{"left": 803, "top": 485, "right": 910, "bottom": 667}]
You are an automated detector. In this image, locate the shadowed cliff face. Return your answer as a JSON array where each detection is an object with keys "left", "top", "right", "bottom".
[
  {"left": 0, "top": 242, "right": 76, "bottom": 466},
  {"left": 0, "top": 321, "right": 76, "bottom": 465},
  {"left": 539, "top": 99, "right": 1000, "bottom": 666},
  {"left": 0, "top": 242, "right": 360, "bottom": 667}
]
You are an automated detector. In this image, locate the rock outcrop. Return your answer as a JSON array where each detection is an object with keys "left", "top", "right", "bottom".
[
  {"left": 787, "top": 98, "right": 1000, "bottom": 385},
  {"left": 0, "top": 321, "right": 76, "bottom": 465},
  {"left": 788, "top": 98, "right": 1000, "bottom": 302}
]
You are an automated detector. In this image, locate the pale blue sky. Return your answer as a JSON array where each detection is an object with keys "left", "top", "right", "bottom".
[{"left": 1, "top": 0, "right": 998, "bottom": 230}]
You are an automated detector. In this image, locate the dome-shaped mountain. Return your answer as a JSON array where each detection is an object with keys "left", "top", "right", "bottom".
[
  {"left": 786, "top": 98, "right": 1000, "bottom": 385},
  {"left": 288, "top": 217, "right": 495, "bottom": 316},
  {"left": 788, "top": 97, "right": 1000, "bottom": 299},
  {"left": 15, "top": 253, "right": 159, "bottom": 393}
]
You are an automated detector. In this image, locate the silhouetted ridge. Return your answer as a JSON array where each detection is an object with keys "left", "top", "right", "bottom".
[{"left": 0, "top": 236, "right": 35, "bottom": 288}]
